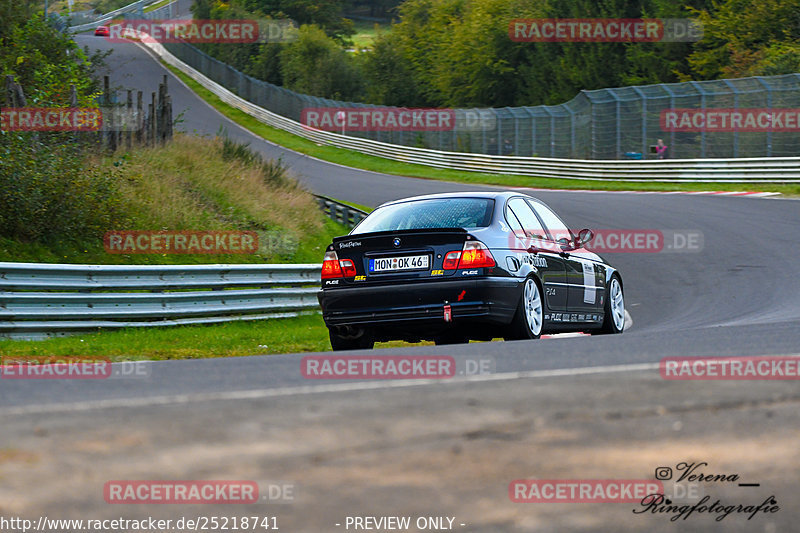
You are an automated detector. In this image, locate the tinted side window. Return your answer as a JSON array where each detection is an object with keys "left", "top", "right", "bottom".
[
  {"left": 528, "top": 200, "right": 571, "bottom": 241},
  {"left": 504, "top": 204, "right": 526, "bottom": 239},
  {"left": 507, "top": 198, "right": 545, "bottom": 239}
]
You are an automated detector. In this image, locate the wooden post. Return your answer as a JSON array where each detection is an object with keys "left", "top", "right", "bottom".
[
  {"left": 4, "top": 75, "right": 14, "bottom": 107},
  {"left": 103, "top": 76, "right": 114, "bottom": 150},
  {"left": 11, "top": 79, "right": 31, "bottom": 139},
  {"left": 165, "top": 94, "right": 173, "bottom": 141},
  {"left": 13, "top": 80, "right": 26, "bottom": 107},
  {"left": 157, "top": 80, "right": 166, "bottom": 143},
  {"left": 3, "top": 76, "right": 26, "bottom": 107},
  {"left": 136, "top": 91, "right": 143, "bottom": 145},
  {"left": 126, "top": 90, "right": 133, "bottom": 149},
  {"left": 69, "top": 84, "right": 79, "bottom": 142},
  {"left": 150, "top": 92, "right": 156, "bottom": 145}
]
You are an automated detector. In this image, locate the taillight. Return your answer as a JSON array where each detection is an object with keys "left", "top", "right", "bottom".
[
  {"left": 339, "top": 259, "right": 357, "bottom": 277},
  {"left": 322, "top": 250, "right": 358, "bottom": 279},
  {"left": 443, "top": 251, "right": 461, "bottom": 270},
  {"left": 443, "top": 241, "right": 495, "bottom": 270},
  {"left": 460, "top": 241, "right": 496, "bottom": 268},
  {"left": 322, "top": 250, "right": 342, "bottom": 279}
]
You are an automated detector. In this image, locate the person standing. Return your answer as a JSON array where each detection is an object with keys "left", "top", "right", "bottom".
[{"left": 655, "top": 138, "right": 668, "bottom": 159}]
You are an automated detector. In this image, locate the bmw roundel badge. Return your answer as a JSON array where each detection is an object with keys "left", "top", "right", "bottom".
[{"left": 393, "top": 237, "right": 401, "bottom": 247}]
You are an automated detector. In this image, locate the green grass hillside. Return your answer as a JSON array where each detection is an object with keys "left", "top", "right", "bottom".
[{"left": 0, "top": 134, "right": 348, "bottom": 264}]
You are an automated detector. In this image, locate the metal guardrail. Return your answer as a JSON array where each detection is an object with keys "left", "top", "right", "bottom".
[
  {"left": 314, "top": 195, "right": 368, "bottom": 227},
  {"left": 68, "top": 0, "right": 154, "bottom": 33},
  {"left": 0, "top": 263, "right": 322, "bottom": 340},
  {"left": 139, "top": 35, "right": 800, "bottom": 182}
]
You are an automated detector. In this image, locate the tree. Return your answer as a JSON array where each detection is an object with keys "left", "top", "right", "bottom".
[
  {"left": 241, "top": 0, "right": 355, "bottom": 42},
  {"left": 279, "top": 24, "right": 363, "bottom": 99},
  {"left": 687, "top": 0, "right": 800, "bottom": 79}
]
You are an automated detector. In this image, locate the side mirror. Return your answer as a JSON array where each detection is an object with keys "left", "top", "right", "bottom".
[{"left": 575, "top": 228, "right": 594, "bottom": 248}]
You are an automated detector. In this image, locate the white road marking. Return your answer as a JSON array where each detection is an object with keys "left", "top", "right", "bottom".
[{"left": 0, "top": 361, "right": 664, "bottom": 416}]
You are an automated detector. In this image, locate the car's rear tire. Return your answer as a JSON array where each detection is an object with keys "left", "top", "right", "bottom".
[
  {"left": 504, "top": 277, "right": 543, "bottom": 341},
  {"left": 596, "top": 275, "right": 625, "bottom": 334},
  {"left": 328, "top": 327, "right": 375, "bottom": 351}
]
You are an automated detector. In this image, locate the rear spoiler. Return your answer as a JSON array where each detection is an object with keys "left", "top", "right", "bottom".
[{"left": 335, "top": 227, "right": 467, "bottom": 243}]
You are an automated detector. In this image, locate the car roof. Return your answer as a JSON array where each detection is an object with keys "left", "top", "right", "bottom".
[{"left": 376, "top": 190, "right": 536, "bottom": 209}]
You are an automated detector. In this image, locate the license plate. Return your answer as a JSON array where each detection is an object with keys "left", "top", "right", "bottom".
[{"left": 369, "top": 255, "right": 429, "bottom": 272}]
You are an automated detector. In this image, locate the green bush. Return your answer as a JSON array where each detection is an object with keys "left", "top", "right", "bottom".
[
  {"left": 0, "top": 133, "right": 129, "bottom": 243},
  {"left": 1, "top": 6, "right": 123, "bottom": 246}
]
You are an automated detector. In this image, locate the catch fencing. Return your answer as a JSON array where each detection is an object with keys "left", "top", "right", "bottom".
[
  {"left": 159, "top": 39, "right": 800, "bottom": 160},
  {"left": 142, "top": 35, "right": 800, "bottom": 182}
]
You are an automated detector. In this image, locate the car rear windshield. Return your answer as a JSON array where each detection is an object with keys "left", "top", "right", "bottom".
[{"left": 351, "top": 198, "right": 494, "bottom": 234}]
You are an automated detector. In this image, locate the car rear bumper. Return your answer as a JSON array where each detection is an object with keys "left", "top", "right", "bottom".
[{"left": 318, "top": 277, "right": 522, "bottom": 328}]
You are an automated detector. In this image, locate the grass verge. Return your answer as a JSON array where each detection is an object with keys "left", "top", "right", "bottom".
[
  {"left": 162, "top": 62, "right": 800, "bottom": 196},
  {"left": 0, "top": 314, "right": 330, "bottom": 359},
  {"left": 0, "top": 314, "right": 435, "bottom": 358},
  {"left": 144, "top": 0, "right": 172, "bottom": 13}
]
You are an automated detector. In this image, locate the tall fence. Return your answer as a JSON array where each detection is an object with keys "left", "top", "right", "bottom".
[{"left": 160, "top": 39, "right": 800, "bottom": 160}]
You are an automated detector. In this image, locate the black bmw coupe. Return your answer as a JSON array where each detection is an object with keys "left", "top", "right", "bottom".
[{"left": 318, "top": 191, "right": 625, "bottom": 350}]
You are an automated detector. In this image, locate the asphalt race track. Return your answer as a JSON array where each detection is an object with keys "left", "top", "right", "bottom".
[{"left": 0, "top": 32, "right": 799, "bottom": 533}]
